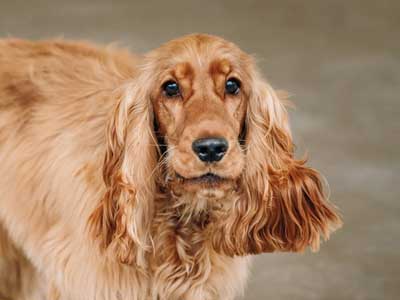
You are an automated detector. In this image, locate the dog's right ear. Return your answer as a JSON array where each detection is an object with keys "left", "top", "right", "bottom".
[
  {"left": 88, "top": 74, "right": 158, "bottom": 267},
  {"left": 213, "top": 67, "right": 342, "bottom": 256}
]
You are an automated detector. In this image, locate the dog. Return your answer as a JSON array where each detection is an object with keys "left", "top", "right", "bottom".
[{"left": 0, "top": 34, "right": 342, "bottom": 300}]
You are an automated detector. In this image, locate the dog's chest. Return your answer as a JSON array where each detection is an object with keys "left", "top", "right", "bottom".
[{"left": 148, "top": 206, "right": 249, "bottom": 300}]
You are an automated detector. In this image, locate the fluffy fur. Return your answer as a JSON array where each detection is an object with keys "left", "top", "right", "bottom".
[{"left": 0, "top": 34, "right": 342, "bottom": 300}]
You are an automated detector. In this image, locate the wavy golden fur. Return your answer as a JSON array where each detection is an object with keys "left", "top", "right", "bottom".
[{"left": 0, "top": 34, "right": 341, "bottom": 300}]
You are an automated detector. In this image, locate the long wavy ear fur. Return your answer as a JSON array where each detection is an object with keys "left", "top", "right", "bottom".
[
  {"left": 214, "top": 69, "right": 342, "bottom": 256},
  {"left": 89, "top": 77, "right": 158, "bottom": 266}
]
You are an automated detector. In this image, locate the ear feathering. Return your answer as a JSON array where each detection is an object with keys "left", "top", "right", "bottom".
[
  {"left": 88, "top": 75, "right": 158, "bottom": 266},
  {"left": 213, "top": 69, "right": 342, "bottom": 256}
]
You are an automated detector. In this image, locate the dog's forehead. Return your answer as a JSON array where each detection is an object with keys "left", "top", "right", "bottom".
[
  {"left": 149, "top": 34, "right": 249, "bottom": 72},
  {"left": 170, "top": 59, "right": 231, "bottom": 81}
]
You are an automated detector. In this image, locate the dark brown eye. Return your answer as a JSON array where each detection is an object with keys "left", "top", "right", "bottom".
[
  {"left": 162, "top": 80, "right": 180, "bottom": 97},
  {"left": 225, "top": 78, "right": 241, "bottom": 95}
]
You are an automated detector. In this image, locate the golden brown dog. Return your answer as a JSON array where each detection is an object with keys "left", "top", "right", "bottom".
[{"left": 0, "top": 34, "right": 341, "bottom": 300}]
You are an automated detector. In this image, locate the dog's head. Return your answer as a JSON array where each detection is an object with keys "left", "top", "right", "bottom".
[{"left": 89, "top": 34, "right": 342, "bottom": 265}]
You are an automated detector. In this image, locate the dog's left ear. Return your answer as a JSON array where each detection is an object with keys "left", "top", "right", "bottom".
[
  {"left": 214, "top": 68, "right": 342, "bottom": 256},
  {"left": 88, "top": 74, "right": 158, "bottom": 266}
]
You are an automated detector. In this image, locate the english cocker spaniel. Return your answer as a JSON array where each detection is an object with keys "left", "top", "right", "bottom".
[{"left": 0, "top": 34, "right": 342, "bottom": 300}]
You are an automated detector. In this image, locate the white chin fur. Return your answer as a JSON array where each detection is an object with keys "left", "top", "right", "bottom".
[{"left": 196, "top": 188, "right": 226, "bottom": 200}]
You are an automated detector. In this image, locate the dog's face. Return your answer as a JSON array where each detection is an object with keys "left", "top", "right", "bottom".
[
  {"left": 150, "top": 37, "right": 252, "bottom": 198},
  {"left": 89, "top": 34, "right": 342, "bottom": 265}
]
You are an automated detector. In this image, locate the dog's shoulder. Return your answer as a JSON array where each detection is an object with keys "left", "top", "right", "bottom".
[{"left": 0, "top": 38, "right": 139, "bottom": 110}]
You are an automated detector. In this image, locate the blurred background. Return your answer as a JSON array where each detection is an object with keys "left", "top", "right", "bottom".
[{"left": 1, "top": 0, "right": 398, "bottom": 299}]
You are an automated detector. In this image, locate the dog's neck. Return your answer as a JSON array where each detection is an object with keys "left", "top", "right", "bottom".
[{"left": 156, "top": 186, "right": 236, "bottom": 226}]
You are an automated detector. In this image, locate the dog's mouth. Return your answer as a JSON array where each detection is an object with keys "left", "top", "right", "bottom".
[{"left": 176, "top": 172, "right": 229, "bottom": 187}]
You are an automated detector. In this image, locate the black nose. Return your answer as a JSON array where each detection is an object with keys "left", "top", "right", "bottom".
[{"left": 192, "top": 138, "right": 229, "bottom": 163}]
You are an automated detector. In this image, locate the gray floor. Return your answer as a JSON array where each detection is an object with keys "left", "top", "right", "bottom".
[{"left": 1, "top": 1, "right": 399, "bottom": 299}]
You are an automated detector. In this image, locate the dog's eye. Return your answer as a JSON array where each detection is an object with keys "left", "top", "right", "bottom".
[
  {"left": 225, "top": 78, "right": 241, "bottom": 95},
  {"left": 162, "top": 81, "right": 180, "bottom": 97}
]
